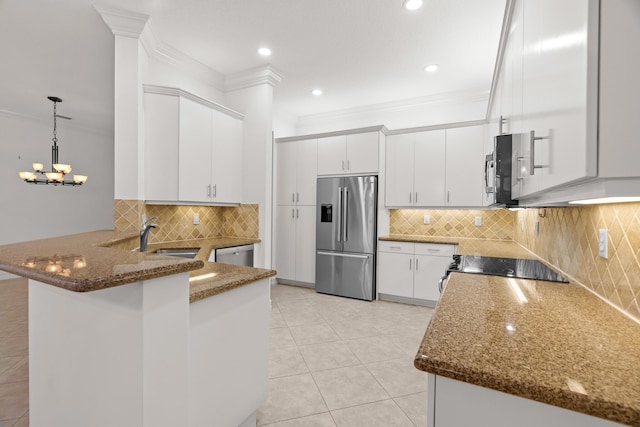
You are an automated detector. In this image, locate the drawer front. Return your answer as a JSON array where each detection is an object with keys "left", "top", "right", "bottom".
[
  {"left": 414, "top": 243, "right": 457, "bottom": 257},
  {"left": 378, "top": 241, "right": 414, "bottom": 253}
]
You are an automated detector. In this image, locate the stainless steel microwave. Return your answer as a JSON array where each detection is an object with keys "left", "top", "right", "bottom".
[{"left": 485, "top": 134, "right": 520, "bottom": 207}]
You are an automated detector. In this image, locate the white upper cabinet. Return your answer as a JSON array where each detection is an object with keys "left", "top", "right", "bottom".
[
  {"left": 385, "top": 126, "right": 483, "bottom": 208},
  {"left": 276, "top": 139, "right": 318, "bottom": 206},
  {"left": 144, "top": 85, "right": 244, "bottom": 205},
  {"left": 445, "top": 126, "right": 484, "bottom": 207},
  {"left": 317, "top": 132, "right": 379, "bottom": 175}
]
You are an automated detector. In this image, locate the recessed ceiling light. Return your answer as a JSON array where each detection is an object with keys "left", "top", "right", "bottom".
[
  {"left": 312, "top": 89, "right": 323, "bottom": 96},
  {"left": 258, "top": 47, "right": 271, "bottom": 56},
  {"left": 403, "top": 0, "right": 423, "bottom": 11},
  {"left": 424, "top": 64, "right": 439, "bottom": 73}
]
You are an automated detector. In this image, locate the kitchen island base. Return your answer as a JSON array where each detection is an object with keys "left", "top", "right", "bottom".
[{"left": 29, "top": 273, "right": 269, "bottom": 427}]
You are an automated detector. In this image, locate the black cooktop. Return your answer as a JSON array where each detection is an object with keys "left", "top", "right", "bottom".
[{"left": 447, "top": 255, "right": 568, "bottom": 283}]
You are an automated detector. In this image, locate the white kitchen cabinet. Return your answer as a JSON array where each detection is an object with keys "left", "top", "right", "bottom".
[
  {"left": 317, "top": 132, "right": 379, "bottom": 175},
  {"left": 445, "top": 126, "right": 484, "bottom": 207},
  {"left": 275, "top": 205, "right": 316, "bottom": 284},
  {"left": 378, "top": 241, "right": 456, "bottom": 306},
  {"left": 385, "top": 130, "right": 445, "bottom": 207},
  {"left": 144, "top": 85, "right": 244, "bottom": 205},
  {"left": 276, "top": 138, "right": 317, "bottom": 206},
  {"left": 427, "top": 374, "right": 622, "bottom": 427}
]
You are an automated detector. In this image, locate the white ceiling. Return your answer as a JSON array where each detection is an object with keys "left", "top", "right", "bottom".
[{"left": 0, "top": 0, "right": 506, "bottom": 134}]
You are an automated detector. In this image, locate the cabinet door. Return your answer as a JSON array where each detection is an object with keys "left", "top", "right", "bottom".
[
  {"left": 296, "top": 139, "right": 318, "bottom": 206},
  {"left": 346, "top": 132, "right": 379, "bottom": 174},
  {"left": 179, "top": 98, "right": 212, "bottom": 202},
  {"left": 385, "top": 134, "right": 415, "bottom": 207},
  {"left": 413, "top": 255, "right": 452, "bottom": 302},
  {"left": 144, "top": 93, "right": 179, "bottom": 201},
  {"left": 317, "top": 135, "right": 346, "bottom": 175},
  {"left": 295, "top": 206, "right": 317, "bottom": 284},
  {"left": 276, "top": 142, "right": 298, "bottom": 206},
  {"left": 414, "top": 130, "right": 446, "bottom": 206},
  {"left": 521, "top": 0, "right": 593, "bottom": 195},
  {"left": 445, "top": 126, "right": 484, "bottom": 207},
  {"left": 275, "top": 206, "right": 297, "bottom": 281},
  {"left": 378, "top": 252, "right": 414, "bottom": 298},
  {"left": 211, "top": 110, "right": 242, "bottom": 204}
]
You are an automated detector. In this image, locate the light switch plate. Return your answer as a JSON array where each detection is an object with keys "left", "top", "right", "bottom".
[
  {"left": 193, "top": 213, "right": 199, "bottom": 225},
  {"left": 423, "top": 215, "right": 430, "bottom": 225},
  {"left": 475, "top": 216, "right": 482, "bottom": 226},
  {"left": 598, "top": 229, "right": 608, "bottom": 258}
]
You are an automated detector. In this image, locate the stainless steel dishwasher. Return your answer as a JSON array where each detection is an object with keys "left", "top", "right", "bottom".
[{"left": 215, "top": 245, "right": 254, "bottom": 267}]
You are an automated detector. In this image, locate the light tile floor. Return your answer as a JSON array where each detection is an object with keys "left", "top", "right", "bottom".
[
  {"left": 0, "top": 279, "right": 432, "bottom": 427},
  {"left": 259, "top": 284, "right": 433, "bottom": 426}
]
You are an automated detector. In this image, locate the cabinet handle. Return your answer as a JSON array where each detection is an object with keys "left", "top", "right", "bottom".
[
  {"left": 212, "top": 184, "right": 217, "bottom": 198},
  {"left": 292, "top": 208, "right": 295, "bottom": 218},
  {"left": 292, "top": 192, "right": 295, "bottom": 203},
  {"left": 296, "top": 208, "right": 299, "bottom": 219},
  {"left": 409, "top": 192, "right": 412, "bottom": 204},
  {"left": 529, "top": 130, "right": 546, "bottom": 175},
  {"left": 347, "top": 160, "right": 350, "bottom": 171},
  {"left": 447, "top": 191, "right": 450, "bottom": 204},
  {"left": 342, "top": 160, "right": 345, "bottom": 171},
  {"left": 427, "top": 248, "right": 440, "bottom": 253},
  {"left": 499, "top": 115, "right": 507, "bottom": 135},
  {"left": 207, "top": 184, "right": 211, "bottom": 198},
  {"left": 415, "top": 192, "right": 418, "bottom": 204},
  {"left": 416, "top": 258, "right": 419, "bottom": 270},
  {"left": 409, "top": 258, "right": 412, "bottom": 270},
  {"left": 296, "top": 192, "right": 299, "bottom": 203},
  {"left": 390, "top": 246, "right": 402, "bottom": 250}
]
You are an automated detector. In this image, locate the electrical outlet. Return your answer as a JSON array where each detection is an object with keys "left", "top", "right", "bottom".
[
  {"left": 598, "top": 229, "right": 608, "bottom": 258},
  {"left": 193, "top": 213, "right": 200, "bottom": 225},
  {"left": 423, "top": 215, "right": 430, "bottom": 225},
  {"left": 474, "top": 216, "right": 482, "bottom": 226},
  {"left": 534, "top": 221, "right": 540, "bottom": 236}
]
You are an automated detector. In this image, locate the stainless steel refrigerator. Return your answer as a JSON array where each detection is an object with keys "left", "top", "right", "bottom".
[{"left": 316, "top": 176, "right": 377, "bottom": 301}]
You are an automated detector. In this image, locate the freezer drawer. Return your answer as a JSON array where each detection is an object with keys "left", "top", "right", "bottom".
[
  {"left": 315, "top": 251, "right": 375, "bottom": 301},
  {"left": 215, "top": 244, "right": 254, "bottom": 267}
]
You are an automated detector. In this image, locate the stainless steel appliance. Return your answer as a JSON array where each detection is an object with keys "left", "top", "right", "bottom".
[
  {"left": 485, "top": 133, "right": 521, "bottom": 207},
  {"left": 316, "top": 176, "right": 377, "bottom": 301},
  {"left": 438, "top": 254, "right": 568, "bottom": 293},
  {"left": 215, "top": 244, "right": 254, "bottom": 267}
]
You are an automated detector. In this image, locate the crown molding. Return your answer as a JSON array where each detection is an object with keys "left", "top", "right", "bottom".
[
  {"left": 225, "top": 65, "right": 284, "bottom": 92},
  {"left": 94, "top": 5, "right": 150, "bottom": 38},
  {"left": 143, "top": 85, "right": 244, "bottom": 119}
]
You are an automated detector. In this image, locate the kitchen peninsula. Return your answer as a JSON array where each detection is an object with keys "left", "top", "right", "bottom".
[{"left": 0, "top": 230, "right": 276, "bottom": 427}]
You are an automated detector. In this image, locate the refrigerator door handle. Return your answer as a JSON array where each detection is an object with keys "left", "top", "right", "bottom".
[
  {"left": 343, "top": 187, "right": 349, "bottom": 242},
  {"left": 337, "top": 187, "right": 343, "bottom": 242},
  {"left": 317, "top": 251, "right": 369, "bottom": 260}
]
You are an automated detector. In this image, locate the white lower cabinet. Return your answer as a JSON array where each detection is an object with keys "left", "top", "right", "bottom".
[
  {"left": 378, "top": 241, "right": 456, "bottom": 306},
  {"left": 275, "top": 206, "right": 316, "bottom": 284},
  {"left": 428, "top": 374, "right": 623, "bottom": 427}
]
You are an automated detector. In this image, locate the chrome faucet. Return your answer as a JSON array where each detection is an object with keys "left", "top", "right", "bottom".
[{"left": 139, "top": 216, "right": 158, "bottom": 252}]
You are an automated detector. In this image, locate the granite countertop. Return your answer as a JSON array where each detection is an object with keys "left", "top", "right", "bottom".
[
  {"left": 414, "top": 272, "right": 640, "bottom": 426},
  {"left": 0, "top": 230, "right": 276, "bottom": 304}
]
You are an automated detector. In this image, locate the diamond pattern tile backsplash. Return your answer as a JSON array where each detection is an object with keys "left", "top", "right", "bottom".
[
  {"left": 514, "top": 203, "right": 640, "bottom": 321},
  {"left": 113, "top": 200, "right": 259, "bottom": 243},
  {"left": 389, "top": 209, "right": 515, "bottom": 241}
]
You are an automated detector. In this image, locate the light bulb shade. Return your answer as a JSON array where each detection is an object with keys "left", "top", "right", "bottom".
[
  {"left": 45, "top": 172, "right": 63, "bottom": 182},
  {"left": 32, "top": 163, "right": 44, "bottom": 171},
  {"left": 73, "top": 175, "right": 88, "bottom": 184},
  {"left": 53, "top": 163, "right": 72, "bottom": 174},
  {"left": 19, "top": 171, "right": 36, "bottom": 181}
]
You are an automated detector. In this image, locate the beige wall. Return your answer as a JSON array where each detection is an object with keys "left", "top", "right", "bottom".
[
  {"left": 113, "top": 200, "right": 259, "bottom": 243},
  {"left": 514, "top": 203, "right": 640, "bottom": 321}
]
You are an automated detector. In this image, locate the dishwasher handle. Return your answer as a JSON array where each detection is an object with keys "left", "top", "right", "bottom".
[{"left": 215, "top": 244, "right": 254, "bottom": 256}]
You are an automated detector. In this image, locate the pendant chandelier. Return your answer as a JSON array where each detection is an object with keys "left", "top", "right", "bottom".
[{"left": 18, "top": 96, "right": 88, "bottom": 186}]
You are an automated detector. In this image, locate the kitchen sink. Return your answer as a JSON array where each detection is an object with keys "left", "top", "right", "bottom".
[{"left": 152, "top": 248, "right": 199, "bottom": 259}]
